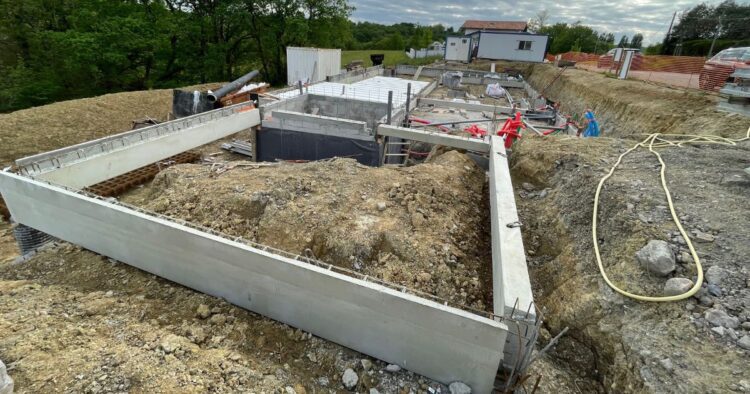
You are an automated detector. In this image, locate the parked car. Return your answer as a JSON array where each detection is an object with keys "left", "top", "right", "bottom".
[{"left": 699, "top": 47, "right": 750, "bottom": 90}]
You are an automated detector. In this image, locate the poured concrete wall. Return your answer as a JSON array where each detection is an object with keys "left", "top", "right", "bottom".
[
  {"left": 488, "top": 135, "right": 537, "bottom": 371},
  {"left": 262, "top": 94, "right": 389, "bottom": 131},
  {"left": 306, "top": 94, "right": 389, "bottom": 130},
  {"left": 19, "top": 107, "right": 261, "bottom": 190},
  {"left": 0, "top": 171, "right": 508, "bottom": 393}
]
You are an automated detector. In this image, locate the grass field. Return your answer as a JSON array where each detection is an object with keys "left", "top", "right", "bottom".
[{"left": 341, "top": 50, "right": 442, "bottom": 68}]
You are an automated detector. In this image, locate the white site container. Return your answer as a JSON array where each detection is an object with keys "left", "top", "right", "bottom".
[
  {"left": 476, "top": 32, "right": 549, "bottom": 63},
  {"left": 445, "top": 36, "right": 472, "bottom": 62},
  {"left": 286, "top": 47, "right": 342, "bottom": 85}
]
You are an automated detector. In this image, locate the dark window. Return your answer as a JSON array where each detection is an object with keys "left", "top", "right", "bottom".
[
  {"left": 518, "top": 41, "right": 532, "bottom": 50},
  {"left": 450, "top": 42, "right": 456, "bottom": 46},
  {"left": 462, "top": 39, "right": 467, "bottom": 44}
]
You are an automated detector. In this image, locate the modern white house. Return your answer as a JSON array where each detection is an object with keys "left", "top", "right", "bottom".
[{"left": 445, "top": 36, "right": 473, "bottom": 62}]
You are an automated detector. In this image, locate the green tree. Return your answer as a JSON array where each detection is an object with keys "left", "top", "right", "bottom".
[
  {"left": 618, "top": 35, "right": 629, "bottom": 48},
  {"left": 631, "top": 33, "right": 643, "bottom": 49}
]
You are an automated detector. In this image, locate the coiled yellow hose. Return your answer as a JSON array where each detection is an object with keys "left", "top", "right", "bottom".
[{"left": 592, "top": 126, "right": 750, "bottom": 302}]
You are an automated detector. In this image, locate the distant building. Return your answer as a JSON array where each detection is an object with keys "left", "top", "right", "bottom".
[
  {"left": 460, "top": 20, "right": 528, "bottom": 35},
  {"left": 446, "top": 20, "right": 547, "bottom": 63}
]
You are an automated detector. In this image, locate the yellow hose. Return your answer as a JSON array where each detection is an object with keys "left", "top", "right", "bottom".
[{"left": 592, "top": 126, "right": 750, "bottom": 302}]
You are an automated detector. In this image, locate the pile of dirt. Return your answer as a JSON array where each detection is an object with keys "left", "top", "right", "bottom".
[
  {"left": 511, "top": 134, "right": 750, "bottom": 392},
  {"left": 0, "top": 83, "right": 221, "bottom": 167},
  {"left": 525, "top": 64, "right": 750, "bottom": 138},
  {"left": 122, "top": 151, "right": 493, "bottom": 312},
  {"left": 0, "top": 244, "right": 448, "bottom": 393}
]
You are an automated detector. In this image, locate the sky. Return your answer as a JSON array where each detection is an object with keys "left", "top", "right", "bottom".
[{"left": 348, "top": 0, "right": 730, "bottom": 45}]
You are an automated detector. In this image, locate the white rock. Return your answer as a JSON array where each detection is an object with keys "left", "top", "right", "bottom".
[
  {"left": 711, "top": 326, "right": 725, "bottom": 336},
  {"left": 0, "top": 359, "right": 13, "bottom": 394},
  {"left": 385, "top": 364, "right": 401, "bottom": 372},
  {"left": 360, "top": 359, "right": 373, "bottom": 371},
  {"left": 738, "top": 336, "right": 750, "bottom": 350},
  {"left": 449, "top": 381, "right": 472, "bottom": 394},
  {"left": 663, "top": 278, "right": 693, "bottom": 296},
  {"left": 636, "top": 240, "right": 675, "bottom": 276},
  {"left": 342, "top": 368, "right": 358, "bottom": 390},
  {"left": 370, "top": 389, "right": 381, "bottom": 394}
]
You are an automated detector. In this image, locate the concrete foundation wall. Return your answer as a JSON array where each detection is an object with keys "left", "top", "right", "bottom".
[
  {"left": 488, "top": 135, "right": 537, "bottom": 371},
  {"left": 0, "top": 171, "right": 508, "bottom": 393},
  {"left": 263, "top": 110, "right": 372, "bottom": 141},
  {"left": 306, "top": 95, "right": 389, "bottom": 130},
  {"left": 23, "top": 108, "right": 261, "bottom": 190},
  {"left": 262, "top": 94, "right": 389, "bottom": 131}
]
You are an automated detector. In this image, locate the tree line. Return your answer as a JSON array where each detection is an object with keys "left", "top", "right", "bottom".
[
  {"left": 534, "top": 0, "right": 749, "bottom": 57},
  {"left": 0, "top": 0, "right": 450, "bottom": 113},
  {"left": 658, "top": 0, "right": 750, "bottom": 56}
]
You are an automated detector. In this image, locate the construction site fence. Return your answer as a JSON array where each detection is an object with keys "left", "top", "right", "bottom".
[
  {"left": 546, "top": 52, "right": 599, "bottom": 63},
  {"left": 597, "top": 55, "right": 707, "bottom": 74},
  {"left": 549, "top": 52, "right": 729, "bottom": 91}
]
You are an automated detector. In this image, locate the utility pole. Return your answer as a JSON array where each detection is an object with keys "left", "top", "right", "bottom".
[
  {"left": 666, "top": 11, "right": 676, "bottom": 40},
  {"left": 707, "top": 16, "right": 722, "bottom": 58},
  {"left": 663, "top": 11, "right": 676, "bottom": 55}
]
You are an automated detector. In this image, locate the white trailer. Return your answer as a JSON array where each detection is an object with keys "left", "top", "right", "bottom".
[
  {"left": 445, "top": 36, "right": 472, "bottom": 62},
  {"left": 476, "top": 32, "right": 548, "bottom": 63},
  {"left": 286, "top": 47, "right": 342, "bottom": 85}
]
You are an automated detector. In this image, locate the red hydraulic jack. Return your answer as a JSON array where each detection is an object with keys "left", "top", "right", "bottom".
[{"left": 497, "top": 112, "right": 526, "bottom": 149}]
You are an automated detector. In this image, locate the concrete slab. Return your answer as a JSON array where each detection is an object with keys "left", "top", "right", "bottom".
[
  {"left": 0, "top": 171, "right": 508, "bottom": 393},
  {"left": 377, "top": 124, "right": 490, "bottom": 153}
]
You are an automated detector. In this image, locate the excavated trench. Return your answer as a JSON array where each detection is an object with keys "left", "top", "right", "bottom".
[{"left": 510, "top": 64, "right": 750, "bottom": 393}]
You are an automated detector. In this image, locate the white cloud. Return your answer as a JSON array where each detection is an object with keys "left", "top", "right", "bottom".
[{"left": 349, "top": 0, "right": 729, "bottom": 45}]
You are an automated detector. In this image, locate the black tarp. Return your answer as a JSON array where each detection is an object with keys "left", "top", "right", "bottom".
[{"left": 257, "top": 128, "right": 381, "bottom": 167}]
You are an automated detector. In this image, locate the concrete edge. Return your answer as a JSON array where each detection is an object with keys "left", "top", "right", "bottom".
[{"left": 0, "top": 171, "right": 509, "bottom": 393}]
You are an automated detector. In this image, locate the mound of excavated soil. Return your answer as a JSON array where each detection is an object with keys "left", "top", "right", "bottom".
[
  {"left": 122, "top": 151, "right": 493, "bottom": 311},
  {"left": 526, "top": 64, "right": 750, "bottom": 138},
  {"left": 0, "top": 83, "right": 221, "bottom": 167}
]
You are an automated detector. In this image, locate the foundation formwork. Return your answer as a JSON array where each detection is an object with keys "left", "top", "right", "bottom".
[{"left": 1, "top": 75, "right": 538, "bottom": 392}]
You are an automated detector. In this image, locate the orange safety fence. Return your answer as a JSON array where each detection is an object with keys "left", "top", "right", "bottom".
[
  {"left": 546, "top": 52, "right": 600, "bottom": 63},
  {"left": 548, "top": 52, "right": 737, "bottom": 91}
]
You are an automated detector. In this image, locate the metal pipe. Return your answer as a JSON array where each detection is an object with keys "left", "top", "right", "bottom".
[
  {"left": 207, "top": 70, "right": 260, "bottom": 102},
  {"left": 386, "top": 91, "right": 393, "bottom": 124},
  {"left": 404, "top": 83, "right": 412, "bottom": 127}
]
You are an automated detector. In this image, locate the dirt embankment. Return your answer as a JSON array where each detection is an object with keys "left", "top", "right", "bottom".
[
  {"left": 0, "top": 83, "right": 221, "bottom": 167},
  {"left": 121, "top": 151, "right": 493, "bottom": 312},
  {"left": 526, "top": 64, "right": 750, "bottom": 138},
  {"left": 511, "top": 135, "right": 750, "bottom": 393}
]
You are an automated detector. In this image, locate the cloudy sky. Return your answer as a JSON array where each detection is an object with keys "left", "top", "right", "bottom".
[{"left": 349, "top": 0, "right": 728, "bottom": 45}]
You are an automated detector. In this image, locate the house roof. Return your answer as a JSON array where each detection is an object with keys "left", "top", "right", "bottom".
[{"left": 461, "top": 20, "right": 528, "bottom": 31}]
